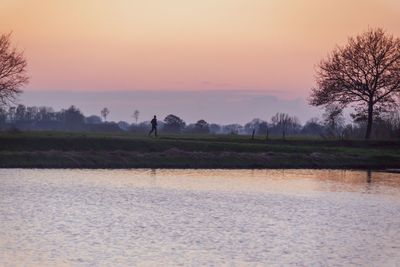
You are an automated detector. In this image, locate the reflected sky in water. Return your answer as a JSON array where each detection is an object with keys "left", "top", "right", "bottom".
[
  {"left": 1, "top": 169, "right": 399, "bottom": 266},
  {"left": 12, "top": 169, "right": 400, "bottom": 196}
]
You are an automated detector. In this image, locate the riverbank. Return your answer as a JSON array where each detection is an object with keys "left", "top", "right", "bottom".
[{"left": 0, "top": 132, "right": 399, "bottom": 169}]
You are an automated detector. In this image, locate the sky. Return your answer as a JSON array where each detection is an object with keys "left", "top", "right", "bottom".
[{"left": 1, "top": 0, "right": 400, "bottom": 123}]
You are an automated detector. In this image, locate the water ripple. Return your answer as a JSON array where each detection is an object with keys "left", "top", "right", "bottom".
[{"left": 0, "top": 169, "right": 400, "bottom": 266}]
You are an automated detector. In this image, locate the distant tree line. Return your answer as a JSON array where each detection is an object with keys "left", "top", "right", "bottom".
[{"left": 1, "top": 104, "right": 399, "bottom": 139}]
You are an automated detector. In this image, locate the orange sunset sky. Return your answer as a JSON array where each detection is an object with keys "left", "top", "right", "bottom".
[{"left": 1, "top": 0, "right": 399, "bottom": 97}]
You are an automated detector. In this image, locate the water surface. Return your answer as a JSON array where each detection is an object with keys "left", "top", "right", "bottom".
[{"left": 1, "top": 169, "right": 400, "bottom": 266}]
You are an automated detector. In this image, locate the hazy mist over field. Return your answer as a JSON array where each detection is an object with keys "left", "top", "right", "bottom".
[{"left": 20, "top": 90, "right": 320, "bottom": 124}]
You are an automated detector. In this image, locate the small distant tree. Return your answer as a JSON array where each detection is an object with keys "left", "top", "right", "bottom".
[
  {"left": 193, "top": 119, "right": 210, "bottom": 134},
  {"left": 302, "top": 117, "right": 324, "bottom": 136},
  {"left": 101, "top": 107, "right": 110, "bottom": 122},
  {"left": 163, "top": 114, "right": 186, "bottom": 133},
  {"left": 0, "top": 108, "right": 7, "bottom": 126},
  {"left": 117, "top": 121, "right": 130, "bottom": 131},
  {"left": 209, "top": 123, "right": 221, "bottom": 134},
  {"left": 342, "top": 124, "right": 355, "bottom": 139},
  {"left": 310, "top": 28, "right": 400, "bottom": 139},
  {"left": 63, "top": 105, "right": 85, "bottom": 131},
  {"left": 223, "top": 124, "right": 243, "bottom": 135},
  {"left": 322, "top": 104, "right": 345, "bottom": 138},
  {"left": 0, "top": 33, "right": 29, "bottom": 107},
  {"left": 7, "top": 106, "right": 16, "bottom": 122},
  {"left": 244, "top": 118, "right": 264, "bottom": 135},
  {"left": 289, "top": 116, "right": 302, "bottom": 133},
  {"left": 386, "top": 111, "right": 400, "bottom": 138},
  {"left": 15, "top": 104, "right": 26, "bottom": 121},
  {"left": 271, "top": 112, "right": 291, "bottom": 140},
  {"left": 25, "top": 106, "right": 38, "bottom": 121},
  {"left": 86, "top": 115, "right": 102, "bottom": 124},
  {"left": 37, "top": 106, "right": 54, "bottom": 121},
  {"left": 264, "top": 122, "right": 270, "bottom": 141},
  {"left": 257, "top": 121, "right": 269, "bottom": 135},
  {"left": 132, "top": 109, "right": 140, "bottom": 124}
]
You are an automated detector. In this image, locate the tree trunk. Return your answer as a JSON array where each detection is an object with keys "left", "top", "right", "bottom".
[{"left": 365, "top": 102, "right": 374, "bottom": 140}]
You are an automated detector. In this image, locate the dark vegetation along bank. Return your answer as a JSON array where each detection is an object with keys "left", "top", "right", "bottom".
[{"left": 0, "top": 131, "right": 399, "bottom": 169}]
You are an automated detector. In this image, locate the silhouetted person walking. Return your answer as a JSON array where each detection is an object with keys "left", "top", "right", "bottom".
[{"left": 148, "top": 115, "right": 158, "bottom": 137}]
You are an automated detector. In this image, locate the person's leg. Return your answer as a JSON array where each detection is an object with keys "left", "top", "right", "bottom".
[
  {"left": 155, "top": 127, "right": 158, "bottom": 137},
  {"left": 148, "top": 128, "right": 153, "bottom": 136}
]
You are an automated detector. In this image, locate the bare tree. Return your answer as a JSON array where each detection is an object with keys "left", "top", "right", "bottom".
[
  {"left": 271, "top": 112, "right": 291, "bottom": 140},
  {"left": 310, "top": 28, "right": 400, "bottom": 139},
  {"left": 101, "top": 107, "right": 110, "bottom": 122},
  {"left": 265, "top": 122, "right": 269, "bottom": 141},
  {"left": 0, "top": 33, "right": 29, "bottom": 107},
  {"left": 132, "top": 109, "right": 140, "bottom": 124}
]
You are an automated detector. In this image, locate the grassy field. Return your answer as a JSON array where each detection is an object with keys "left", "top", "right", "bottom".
[{"left": 0, "top": 131, "right": 399, "bottom": 169}]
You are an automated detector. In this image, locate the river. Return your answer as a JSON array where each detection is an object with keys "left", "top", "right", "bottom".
[{"left": 1, "top": 169, "right": 399, "bottom": 266}]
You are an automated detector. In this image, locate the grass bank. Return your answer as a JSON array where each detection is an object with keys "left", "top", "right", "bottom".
[{"left": 0, "top": 131, "right": 399, "bottom": 169}]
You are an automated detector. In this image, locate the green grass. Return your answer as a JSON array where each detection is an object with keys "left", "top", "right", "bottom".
[{"left": 0, "top": 131, "right": 399, "bottom": 169}]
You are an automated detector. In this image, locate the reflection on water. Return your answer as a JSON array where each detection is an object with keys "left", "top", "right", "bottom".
[{"left": 0, "top": 169, "right": 400, "bottom": 266}]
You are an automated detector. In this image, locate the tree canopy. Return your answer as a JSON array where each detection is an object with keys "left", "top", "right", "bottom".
[
  {"left": 0, "top": 33, "right": 29, "bottom": 106},
  {"left": 163, "top": 114, "right": 186, "bottom": 133}
]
